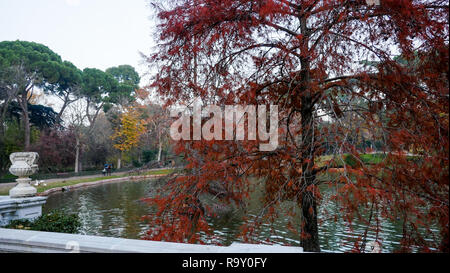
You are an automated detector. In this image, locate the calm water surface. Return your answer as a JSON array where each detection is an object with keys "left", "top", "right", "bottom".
[{"left": 43, "top": 179, "right": 435, "bottom": 252}]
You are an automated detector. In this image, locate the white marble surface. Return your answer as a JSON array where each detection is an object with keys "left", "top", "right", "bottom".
[
  {"left": 0, "top": 196, "right": 47, "bottom": 226},
  {"left": 0, "top": 228, "right": 304, "bottom": 253}
]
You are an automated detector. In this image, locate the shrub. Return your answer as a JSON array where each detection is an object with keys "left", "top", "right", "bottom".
[
  {"left": 132, "top": 158, "right": 143, "bottom": 168},
  {"left": 344, "top": 154, "right": 361, "bottom": 168},
  {"left": 142, "top": 149, "right": 158, "bottom": 163},
  {"left": 6, "top": 210, "right": 81, "bottom": 234}
]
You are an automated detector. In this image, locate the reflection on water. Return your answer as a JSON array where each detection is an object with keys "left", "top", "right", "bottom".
[
  {"left": 43, "top": 179, "right": 436, "bottom": 252},
  {"left": 44, "top": 180, "right": 153, "bottom": 239}
]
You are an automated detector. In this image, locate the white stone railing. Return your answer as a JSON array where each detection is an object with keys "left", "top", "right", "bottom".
[
  {"left": 0, "top": 196, "right": 47, "bottom": 226},
  {"left": 0, "top": 228, "right": 304, "bottom": 253}
]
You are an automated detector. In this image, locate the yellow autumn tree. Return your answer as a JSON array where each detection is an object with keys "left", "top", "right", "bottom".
[{"left": 111, "top": 107, "right": 146, "bottom": 168}]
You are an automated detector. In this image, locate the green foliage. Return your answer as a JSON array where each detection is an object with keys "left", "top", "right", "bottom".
[
  {"left": 106, "top": 65, "right": 140, "bottom": 106},
  {"left": 132, "top": 158, "right": 143, "bottom": 167},
  {"left": 344, "top": 154, "right": 360, "bottom": 168},
  {"left": 0, "top": 40, "right": 63, "bottom": 88},
  {"left": 5, "top": 210, "right": 81, "bottom": 234},
  {"left": 112, "top": 83, "right": 136, "bottom": 105},
  {"left": 143, "top": 149, "right": 158, "bottom": 163},
  {"left": 360, "top": 154, "right": 386, "bottom": 165},
  {"left": 0, "top": 41, "right": 146, "bottom": 176},
  {"left": 106, "top": 65, "right": 140, "bottom": 86},
  {"left": 0, "top": 121, "right": 23, "bottom": 170},
  {"left": 8, "top": 102, "right": 61, "bottom": 129},
  {"left": 343, "top": 154, "right": 386, "bottom": 168},
  {"left": 0, "top": 40, "right": 70, "bottom": 153},
  {"left": 43, "top": 60, "right": 83, "bottom": 99},
  {"left": 82, "top": 68, "right": 118, "bottom": 104},
  {"left": 0, "top": 40, "right": 62, "bottom": 69}
]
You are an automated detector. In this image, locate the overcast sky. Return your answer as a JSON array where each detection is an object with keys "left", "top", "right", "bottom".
[{"left": 0, "top": 0, "right": 156, "bottom": 85}]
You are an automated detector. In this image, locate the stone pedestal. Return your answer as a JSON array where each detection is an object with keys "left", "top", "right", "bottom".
[
  {"left": 0, "top": 196, "right": 47, "bottom": 227},
  {"left": 9, "top": 178, "right": 37, "bottom": 198}
]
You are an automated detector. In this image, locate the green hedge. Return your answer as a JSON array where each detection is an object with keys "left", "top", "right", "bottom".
[{"left": 5, "top": 210, "right": 81, "bottom": 234}]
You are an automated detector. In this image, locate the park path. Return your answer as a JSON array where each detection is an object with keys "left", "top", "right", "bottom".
[{"left": 0, "top": 169, "right": 154, "bottom": 193}]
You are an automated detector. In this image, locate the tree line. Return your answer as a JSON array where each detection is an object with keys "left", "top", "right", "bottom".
[{"left": 0, "top": 40, "right": 172, "bottom": 176}]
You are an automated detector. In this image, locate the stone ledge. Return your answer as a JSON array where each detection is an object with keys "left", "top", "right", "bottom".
[
  {"left": 0, "top": 196, "right": 47, "bottom": 226},
  {"left": 37, "top": 174, "right": 166, "bottom": 196},
  {"left": 0, "top": 228, "right": 304, "bottom": 253},
  {"left": 0, "top": 196, "right": 47, "bottom": 209}
]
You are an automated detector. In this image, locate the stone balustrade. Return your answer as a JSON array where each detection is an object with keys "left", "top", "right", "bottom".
[
  {"left": 0, "top": 196, "right": 47, "bottom": 227},
  {"left": 0, "top": 228, "right": 304, "bottom": 253}
]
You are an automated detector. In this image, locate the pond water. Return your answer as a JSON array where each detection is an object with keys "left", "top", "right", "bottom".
[{"left": 43, "top": 178, "right": 435, "bottom": 252}]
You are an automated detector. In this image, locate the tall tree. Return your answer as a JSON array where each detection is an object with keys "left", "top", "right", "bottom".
[
  {"left": 106, "top": 64, "right": 140, "bottom": 109},
  {"left": 0, "top": 63, "right": 23, "bottom": 137},
  {"left": 43, "top": 61, "right": 83, "bottom": 122},
  {"left": 111, "top": 106, "right": 146, "bottom": 169},
  {"left": 63, "top": 99, "right": 88, "bottom": 173},
  {"left": 81, "top": 68, "right": 118, "bottom": 131},
  {"left": 146, "top": 0, "right": 448, "bottom": 252},
  {"left": 106, "top": 64, "right": 140, "bottom": 86},
  {"left": 0, "top": 41, "right": 63, "bottom": 150},
  {"left": 106, "top": 65, "right": 141, "bottom": 167}
]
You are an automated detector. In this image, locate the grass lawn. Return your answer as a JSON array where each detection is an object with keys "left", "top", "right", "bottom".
[
  {"left": 316, "top": 153, "right": 407, "bottom": 168},
  {"left": 0, "top": 169, "right": 174, "bottom": 196}
]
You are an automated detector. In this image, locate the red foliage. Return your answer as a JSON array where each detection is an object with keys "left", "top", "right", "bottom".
[
  {"left": 30, "top": 128, "right": 77, "bottom": 172},
  {"left": 144, "top": 0, "right": 449, "bottom": 252}
]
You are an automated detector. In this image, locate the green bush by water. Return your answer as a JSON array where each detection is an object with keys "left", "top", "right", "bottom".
[{"left": 5, "top": 210, "right": 81, "bottom": 234}]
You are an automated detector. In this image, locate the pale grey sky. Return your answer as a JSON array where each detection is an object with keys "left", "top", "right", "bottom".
[{"left": 0, "top": 0, "right": 156, "bottom": 85}]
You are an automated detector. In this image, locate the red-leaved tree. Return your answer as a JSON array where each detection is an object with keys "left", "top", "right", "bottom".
[{"left": 144, "top": 0, "right": 449, "bottom": 252}]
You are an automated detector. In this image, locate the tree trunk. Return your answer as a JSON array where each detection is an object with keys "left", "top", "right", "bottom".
[
  {"left": 157, "top": 130, "right": 162, "bottom": 162},
  {"left": 0, "top": 95, "right": 14, "bottom": 138},
  {"left": 117, "top": 151, "right": 122, "bottom": 169},
  {"left": 0, "top": 108, "right": 6, "bottom": 138},
  {"left": 23, "top": 111, "right": 30, "bottom": 151},
  {"left": 57, "top": 100, "right": 69, "bottom": 123},
  {"left": 19, "top": 91, "right": 31, "bottom": 151},
  {"left": 298, "top": 13, "right": 320, "bottom": 250},
  {"left": 75, "top": 136, "right": 80, "bottom": 173},
  {"left": 157, "top": 142, "right": 162, "bottom": 162},
  {"left": 300, "top": 94, "right": 320, "bottom": 253}
]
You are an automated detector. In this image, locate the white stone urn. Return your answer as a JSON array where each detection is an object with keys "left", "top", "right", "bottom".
[{"left": 9, "top": 152, "right": 39, "bottom": 198}]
